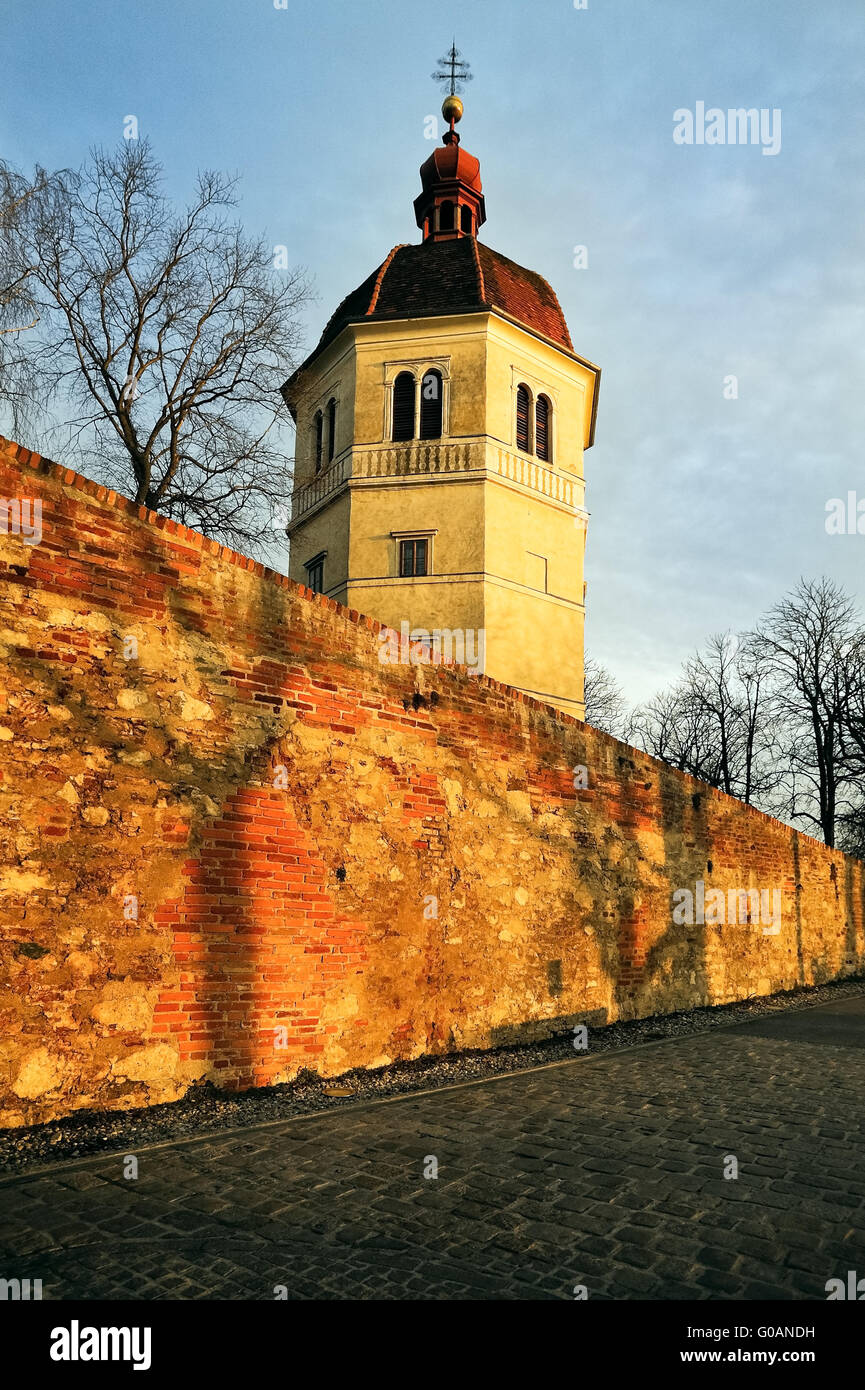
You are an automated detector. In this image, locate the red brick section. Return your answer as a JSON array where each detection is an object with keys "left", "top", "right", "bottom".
[
  {"left": 0, "top": 434, "right": 863, "bottom": 1125},
  {"left": 153, "top": 787, "right": 368, "bottom": 1088}
]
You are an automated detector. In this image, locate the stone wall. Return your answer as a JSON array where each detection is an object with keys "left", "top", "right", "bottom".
[{"left": 0, "top": 436, "right": 862, "bottom": 1127}]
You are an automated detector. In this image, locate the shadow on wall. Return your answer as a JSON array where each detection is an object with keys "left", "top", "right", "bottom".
[
  {"left": 1, "top": 444, "right": 864, "bottom": 1122},
  {"left": 155, "top": 563, "right": 722, "bottom": 1087},
  {"left": 0, "top": 578, "right": 808, "bottom": 1108},
  {"left": 153, "top": 784, "right": 369, "bottom": 1090}
]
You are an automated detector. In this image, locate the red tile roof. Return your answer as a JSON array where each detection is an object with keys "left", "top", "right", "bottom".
[{"left": 292, "top": 238, "right": 573, "bottom": 380}]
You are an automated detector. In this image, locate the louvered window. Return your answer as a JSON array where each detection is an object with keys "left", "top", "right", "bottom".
[
  {"left": 392, "top": 372, "right": 416, "bottom": 441},
  {"left": 313, "top": 411, "right": 323, "bottom": 474},
  {"left": 326, "top": 398, "right": 337, "bottom": 463},
  {"left": 516, "top": 385, "right": 531, "bottom": 453},
  {"left": 419, "top": 370, "right": 443, "bottom": 439},
  {"left": 536, "top": 395, "right": 551, "bottom": 462},
  {"left": 306, "top": 554, "right": 325, "bottom": 595}
]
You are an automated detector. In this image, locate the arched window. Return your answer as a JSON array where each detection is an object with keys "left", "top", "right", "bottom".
[
  {"left": 516, "top": 384, "right": 531, "bottom": 453},
  {"left": 419, "top": 369, "right": 443, "bottom": 439},
  {"left": 326, "top": 397, "right": 337, "bottom": 463},
  {"left": 313, "top": 411, "right": 323, "bottom": 474},
  {"left": 460, "top": 205, "right": 473, "bottom": 234},
  {"left": 439, "top": 200, "right": 455, "bottom": 231},
  {"left": 535, "top": 394, "right": 551, "bottom": 462},
  {"left": 392, "top": 372, "right": 416, "bottom": 442}
]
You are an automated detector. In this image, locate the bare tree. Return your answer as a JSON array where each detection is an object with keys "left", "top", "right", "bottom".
[
  {"left": 630, "top": 588, "right": 865, "bottom": 844},
  {"left": 18, "top": 140, "right": 310, "bottom": 555},
  {"left": 837, "top": 803, "right": 865, "bottom": 858},
  {"left": 0, "top": 160, "right": 65, "bottom": 431},
  {"left": 837, "top": 624, "right": 865, "bottom": 857},
  {"left": 583, "top": 655, "right": 629, "bottom": 735},
  {"left": 630, "top": 632, "right": 779, "bottom": 806},
  {"left": 754, "top": 578, "right": 860, "bottom": 847},
  {"left": 686, "top": 632, "right": 780, "bottom": 805},
  {"left": 840, "top": 625, "right": 865, "bottom": 773},
  {"left": 630, "top": 679, "right": 719, "bottom": 779}
]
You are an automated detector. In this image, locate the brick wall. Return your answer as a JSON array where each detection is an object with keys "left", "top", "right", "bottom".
[{"left": 0, "top": 436, "right": 862, "bottom": 1127}]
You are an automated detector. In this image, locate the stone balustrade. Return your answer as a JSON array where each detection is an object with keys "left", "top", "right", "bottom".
[{"left": 289, "top": 439, "right": 581, "bottom": 522}]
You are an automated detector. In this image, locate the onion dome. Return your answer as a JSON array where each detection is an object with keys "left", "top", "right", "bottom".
[{"left": 413, "top": 96, "right": 486, "bottom": 241}]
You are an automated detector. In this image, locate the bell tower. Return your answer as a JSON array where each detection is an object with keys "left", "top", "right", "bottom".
[{"left": 281, "top": 55, "right": 600, "bottom": 719}]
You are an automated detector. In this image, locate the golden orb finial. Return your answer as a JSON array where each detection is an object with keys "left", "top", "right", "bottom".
[{"left": 442, "top": 94, "right": 463, "bottom": 126}]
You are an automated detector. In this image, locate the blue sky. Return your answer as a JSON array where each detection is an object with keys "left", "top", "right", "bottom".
[{"left": 4, "top": 0, "right": 864, "bottom": 703}]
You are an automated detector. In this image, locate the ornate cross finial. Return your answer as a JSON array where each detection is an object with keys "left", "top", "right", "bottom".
[{"left": 432, "top": 41, "right": 473, "bottom": 96}]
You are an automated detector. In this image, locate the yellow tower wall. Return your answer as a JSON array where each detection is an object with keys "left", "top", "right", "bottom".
[{"left": 285, "top": 305, "right": 597, "bottom": 719}]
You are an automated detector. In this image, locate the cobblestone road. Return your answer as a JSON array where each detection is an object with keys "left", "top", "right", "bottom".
[{"left": 1, "top": 996, "right": 864, "bottom": 1300}]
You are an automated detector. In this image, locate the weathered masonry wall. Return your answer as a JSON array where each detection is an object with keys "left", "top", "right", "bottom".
[{"left": 0, "top": 436, "right": 863, "bottom": 1128}]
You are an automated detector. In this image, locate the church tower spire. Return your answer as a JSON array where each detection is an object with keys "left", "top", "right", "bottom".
[
  {"left": 415, "top": 45, "right": 486, "bottom": 241},
  {"left": 414, "top": 97, "right": 486, "bottom": 242}
]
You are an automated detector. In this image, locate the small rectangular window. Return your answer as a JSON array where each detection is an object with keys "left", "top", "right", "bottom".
[
  {"left": 399, "top": 538, "right": 428, "bottom": 577},
  {"left": 306, "top": 554, "right": 325, "bottom": 594}
]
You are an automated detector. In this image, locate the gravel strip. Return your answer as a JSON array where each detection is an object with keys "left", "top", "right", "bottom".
[{"left": 3, "top": 974, "right": 864, "bottom": 1175}]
